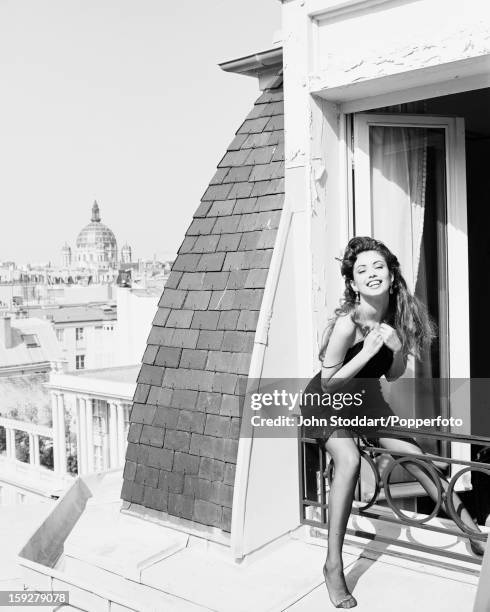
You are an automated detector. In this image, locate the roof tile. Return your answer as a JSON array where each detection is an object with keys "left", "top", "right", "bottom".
[
  {"left": 222, "top": 252, "right": 245, "bottom": 271},
  {"left": 159, "top": 289, "right": 187, "bottom": 309},
  {"left": 178, "top": 272, "right": 206, "bottom": 290},
  {"left": 191, "top": 311, "right": 220, "bottom": 330},
  {"left": 163, "top": 271, "right": 183, "bottom": 289},
  {"left": 249, "top": 161, "right": 284, "bottom": 182},
  {"left": 164, "top": 429, "right": 191, "bottom": 452},
  {"left": 168, "top": 328, "right": 200, "bottom": 349},
  {"left": 220, "top": 394, "right": 243, "bottom": 418},
  {"left": 187, "top": 217, "right": 217, "bottom": 235},
  {"left": 147, "top": 447, "right": 174, "bottom": 471},
  {"left": 183, "top": 291, "right": 212, "bottom": 310},
  {"left": 137, "top": 365, "right": 164, "bottom": 386},
  {"left": 196, "top": 330, "right": 224, "bottom": 350},
  {"left": 152, "top": 308, "right": 171, "bottom": 327},
  {"left": 237, "top": 117, "right": 270, "bottom": 135},
  {"left": 236, "top": 310, "right": 260, "bottom": 331},
  {"left": 173, "top": 449, "right": 201, "bottom": 472},
  {"left": 264, "top": 115, "right": 284, "bottom": 132},
  {"left": 227, "top": 181, "right": 254, "bottom": 199},
  {"left": 179, "top": 348, "right": 208, "bottom": 370},
  {"left": 250, "top": 179, "right": 281, "bottom": 197},
  {"left": 209, "top": 167, "right": 229, "bottom": 185},
  {"left": 232, "top": 197, "right": 257, "bottom": 215},
  {"left": 272, "top": 141, "right": 285, "bottom": 162},
  {"left": 142, "top": 346, "right": 158, "bottom": 365},
  {"left": 244, "top": 269, "right": 269, "bottom": 289},
  {"left": 208, "top": 200, "right": 236, "bottom": 217},
  {"left": 208, "top": 289, "right": 237, "bottom": 310},
  {"left": 204, "top": 415, "right": 231, "bottom": 438},
  {"left": 232, "top": 289, "right": 264, "bottom": 310},
  {"left": 196, "top": 253, "right": 226, "bottom": 272},
  {"left": 201, "top": 183, "right": 233, "bottom": 201},
  {"left": 190, "top": 235, "right": 220, "bottom": 253},
  {"left": 140, "top": 425, "right": 165, "bottom": 448},
  {"left": 211, "top": 372, "right": 238, "bottom": 394},
  {"left": 255, "top": 194, "right": 283, "bottom": 212},
  {"left": 241, "top": 132, "right": 271, "bottom": 149},
  {"left": 222, "top": 331, "right": 255, "bottom": 353},
  {"left": 237, "top": 231, "right": 261, "bottom": 251},
  {"left": 153, "top": 406, "right": 179, "bottom": 429},
  {"left": 211, "top": 215, "right": 241, "bottom": 234},
  {"left": 244, "top": 146, "right": 276, "bottom": 165},
  {"left": 154, "top": 346, "right": 182, "bottom": 368},
  {"left": 218, "top": 150, "right": 250, "bottom": 168},
  {"left": 224, "top": 462, "right": 236, "bottom": 485},
  {"left": 217, "top": 310, "right": 240, "bottom": 331},
  {"left": 227, "top": 133, "right": 248, "bottom": 151},
  {"left": 193, "top": 499, "right": 222, "bottom": 528},
  {"left": 133, "top": 383, "right": 151, "bottom": 403},
  {"left": 173, "top": 254, "right": 202, "bottom": 272},
  {"left": 196, "top": 391, "right": 222, "bottom": 414},
  {"left": 166, "top": 310, "right": 194, "bottom": 329},
  {"left": 202, "top": 271, "right": 230, "bottom": 290},
  {"left": 222, "top": 166, "right": 253, "bottom": 183},
  {"left": 147, "top": 325, "right": 174, "bottom": 345},
  {"left": 193, "top": 202, "right": 213, "bottom": 218},
  {"left": 177, "top": 236, "right": 197, "bottom": 254},
  {"left": 216, "top": 233, "right": 242, "bottom": 251},
  {"left": 226, "top": 270, "right": 248, "bottom": 290}
]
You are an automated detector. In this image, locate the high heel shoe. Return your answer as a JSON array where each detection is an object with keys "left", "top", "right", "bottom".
[
  {"left": 323, "top": 563, "right": 357, "bottom": 609},
  {"left": 470, "top": 537, "right": 486, "bottom": 557}
]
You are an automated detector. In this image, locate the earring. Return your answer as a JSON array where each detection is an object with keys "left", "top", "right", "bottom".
[
  {"left": 389, "top": 285, "right": 393, "bottom": 294},
  {"left": 355, "top": 291, "right": 360, "bottom": 304}
]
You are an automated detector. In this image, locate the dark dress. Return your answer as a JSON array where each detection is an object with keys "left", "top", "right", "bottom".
[{"left": 300, "top": 339, "right": 396, "bottom": 442}]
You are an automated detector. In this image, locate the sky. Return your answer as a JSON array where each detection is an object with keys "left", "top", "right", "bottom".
[{"left": 0, "top": 0, "right": 281, "bottom": 265}]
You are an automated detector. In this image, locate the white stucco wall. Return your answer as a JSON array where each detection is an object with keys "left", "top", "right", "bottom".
[{"left": 115, "top": 287, "right": 159, "bottom": 366}]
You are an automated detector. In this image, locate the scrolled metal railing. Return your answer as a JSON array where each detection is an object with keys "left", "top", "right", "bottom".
[{"left": 299, "top": 426, "right": 490, "bottom": 556}]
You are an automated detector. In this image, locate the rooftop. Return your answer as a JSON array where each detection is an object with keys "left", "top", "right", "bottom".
[
  {"left": 71, "top": 365, "right": 140, "bottom": 383},
  {"left": 12, "top": 470, "right": 482, "bottom": 612},
  {"left": 30, "top": 304, "right": 117, "bottom": 324},
  {"left": 0, "top": 317, "right": 62, "bottom": 370}
]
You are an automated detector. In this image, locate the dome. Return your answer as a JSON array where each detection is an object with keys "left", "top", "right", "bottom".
[
  {"left": 76, "top": 223, "right": 117, "bottom": 249},
  {"left": 75, "top": 201, "right": 118, "bottom": 269}
]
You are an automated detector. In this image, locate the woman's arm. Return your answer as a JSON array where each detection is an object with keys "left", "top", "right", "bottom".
[
  {"left": 379, "top": 323, "right": 407, "bottom": 381},
  {"left": 321, "top": 316, "right": 383, "bottom": 392}
]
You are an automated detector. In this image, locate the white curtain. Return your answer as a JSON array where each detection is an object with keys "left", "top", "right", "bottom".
[
  {"left": 370, "top": 126, "right": 428, "bottom": 292},
  {"left": 369, "top": 126, "right": 430, "bottom": 420}
]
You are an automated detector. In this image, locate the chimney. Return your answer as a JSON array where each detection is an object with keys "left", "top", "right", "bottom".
[{"left": 0, "top": 315, "right": 12, "bottom": 349}]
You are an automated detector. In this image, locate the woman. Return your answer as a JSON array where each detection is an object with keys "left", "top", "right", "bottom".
[{"left": 300, "top": 236, "right": 484, "bottom": 609}]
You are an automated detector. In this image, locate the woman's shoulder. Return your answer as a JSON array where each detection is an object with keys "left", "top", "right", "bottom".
[{"left": 331, "top": 312, "right": 357, "bottom": 337}]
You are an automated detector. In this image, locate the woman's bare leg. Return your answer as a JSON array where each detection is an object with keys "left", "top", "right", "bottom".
[
  {"left": 323, "top": 430, "right": 360, "bottom": 607},
  {"left": 378, "top": 437, "right": 483, "bottom": 550}
]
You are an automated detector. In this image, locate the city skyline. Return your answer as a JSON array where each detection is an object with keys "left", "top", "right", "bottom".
[{"left": 0, "top": 1, "right": 280, "bottom": 265}]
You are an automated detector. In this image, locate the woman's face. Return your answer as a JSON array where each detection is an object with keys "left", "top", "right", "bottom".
[{"left": 350, "top": 250, "right": 392, "bottom": 299}]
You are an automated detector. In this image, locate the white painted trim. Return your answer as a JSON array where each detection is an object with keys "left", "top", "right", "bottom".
[
  {"left": 231, "top": 202, "right": 294, "bottom": 560},
  {"left": 339, "top": 72, "right": 490, "bottom": 114},
  {"left": 0, "top": 417, "right": 52, "bottom": 438},
  {"left": 307, "top": 0, "right": 390, "bottom": 20}
]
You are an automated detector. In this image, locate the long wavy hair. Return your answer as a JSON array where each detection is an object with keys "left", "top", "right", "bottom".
[{"left": 319, "top": 236, "right": 436, "bottom": 362}]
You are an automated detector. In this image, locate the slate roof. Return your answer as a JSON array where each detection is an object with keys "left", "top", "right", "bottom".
[
  {"left": 0, "top": 317, "right": 62, "bottom": 370},
  {"left": 121, "top": 84, "right": 284, "bottom": 532}
]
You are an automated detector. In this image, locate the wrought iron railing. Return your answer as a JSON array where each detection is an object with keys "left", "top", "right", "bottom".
[{"left": 298, "top": 427, "right": 490, "bottom": 561}]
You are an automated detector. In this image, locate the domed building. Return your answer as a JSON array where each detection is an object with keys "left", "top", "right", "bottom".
[
  {"left": 120, "top": 242, "right": 132, "bottom": 264},
  {"left": 75, "top": 201, "right": 118, "bottom": 271}
]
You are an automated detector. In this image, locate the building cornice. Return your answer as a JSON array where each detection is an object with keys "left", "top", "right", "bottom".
[{"left": 219, "top": 47, "right": 283, "bottom": 90}]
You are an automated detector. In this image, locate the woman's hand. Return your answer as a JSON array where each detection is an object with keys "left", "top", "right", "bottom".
[
  {"left": 361, "top": 326, "right": 384, "bottom": 358},
  {"left": 379, "top": 323, "right": 402, "bottom": 353}
]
